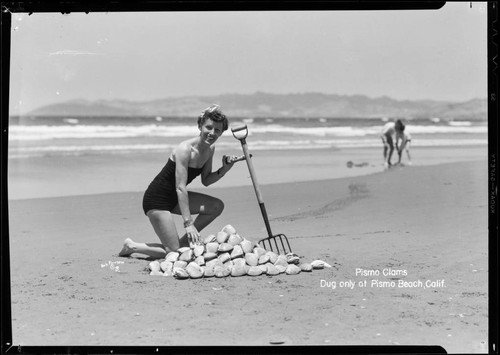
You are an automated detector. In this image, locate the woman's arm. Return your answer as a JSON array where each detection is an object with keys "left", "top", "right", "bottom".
[
  {"left": 174, "top": 143, "right": 199, "bottom": 243},
  {"left": 200, "top": 148, "right": 235, "bottom": 186}
]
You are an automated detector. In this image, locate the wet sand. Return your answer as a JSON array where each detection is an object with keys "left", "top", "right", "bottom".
[{"left": 8, "top": 150, "right": 488, "bottom": 352}]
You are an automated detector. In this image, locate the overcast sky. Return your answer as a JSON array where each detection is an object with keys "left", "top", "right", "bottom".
[{"left": 8, "top": 2, "right": 488, "bottom": 115}]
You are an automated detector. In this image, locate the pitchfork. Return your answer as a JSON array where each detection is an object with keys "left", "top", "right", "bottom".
[{"left": 231, "top": 124, "right": 293, "bottom": 255}]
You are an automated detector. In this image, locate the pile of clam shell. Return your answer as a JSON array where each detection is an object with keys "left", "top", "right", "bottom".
[{"left": 148, "top": 224, "right": 331, "bottom": 279}]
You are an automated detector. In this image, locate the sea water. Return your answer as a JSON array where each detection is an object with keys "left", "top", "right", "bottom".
[{"left": 8, "top": 116, "right": 488, "bottom": 159}]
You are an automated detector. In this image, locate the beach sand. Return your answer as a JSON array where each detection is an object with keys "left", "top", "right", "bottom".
[{"left": 8, "top": 147, "right": 488, "bottom": 352}]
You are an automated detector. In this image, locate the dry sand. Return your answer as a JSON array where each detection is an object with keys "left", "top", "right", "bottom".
[{"left": 8, "top": 154, "right": 488, "bottom": 352}]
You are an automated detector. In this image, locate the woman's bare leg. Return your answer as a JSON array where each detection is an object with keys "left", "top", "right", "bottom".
[
  {"left": 119, "top": 209, "right": 180, "bottom": 258},
  {"left": 172, "top": 192, "right": 224, "bottom": 245},
  {"left": 118, "top": 238, "right": 167, "bottom": 259},
  {"left": 120, "top": 193, "right": 224, "bottom": 257}
]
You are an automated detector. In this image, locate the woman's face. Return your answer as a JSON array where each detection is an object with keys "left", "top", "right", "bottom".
[{"left": 199, "top": 118, "right": 224, "bottom": 145}]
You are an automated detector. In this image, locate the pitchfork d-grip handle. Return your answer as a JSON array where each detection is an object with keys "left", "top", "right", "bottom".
[{"left": 231, "top": 124, "right": 248, "bottom": 141}]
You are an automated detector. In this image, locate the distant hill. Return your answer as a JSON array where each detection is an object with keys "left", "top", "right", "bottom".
[{"left": 26, "top": 92, "right": 487, "bottom": 120}]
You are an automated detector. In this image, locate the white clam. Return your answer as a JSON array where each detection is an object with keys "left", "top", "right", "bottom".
[
  {"left": 186, "top": 262, "right": 204, "bottom": 279},
  {"left": 177, "top": 247, "right": 191, "bottom": 254},
  {"left": 227, "top": 233, "right": 243, "bottom": 246},
  {"left": 245, "top": 253, "right": 259, "bottom": 267},
  {"left": 193, "top": 244, "right": 205, "bottom": 257},
  {"left": 230, "top": 245, "right": 244, "bottom": 259},
  {"left": 160, "top": 260, "right": 173, "bottom": 273},
  {"left": 165, "top": 252, "right": 179, "bottom": 262},
  {"left": 173, "top": 267, "right": 189, "bottom": 279},
  {"left": 247, "top": 266, "right": 263, "bottom": 276},
  {"left": 149, "top": 260, "right": 161, "bottom": 272},
  {"left": 218, "top": 252, "right": 231, "bottom": 264},
  {"left": 240, "top": 239, "right": 253, "bottom": 254},
  {"left": 203, "top": 234, "right": 216, "bottom": 244},
  {"left": 179, "top": 249, "right": 193, "bottom": 262},
  {"left": 216, "top": 231, "right": 229, "bottom": 243},
  {"left": 221, "top": 224, "right": 237, "bottom": 235},
  {"left": 285, "top": 264, "right": 301, "bottom": 275},
  {"left": 203, "top": 252, "right": 218, "bottom": 261}
]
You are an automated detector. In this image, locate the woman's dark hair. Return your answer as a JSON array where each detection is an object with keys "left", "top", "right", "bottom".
[
  {"left": 395, "top": 119, "right": 405, "bottom": 132},
  {"left": 198, "top": 104, "right": 229, "bottom": 131}
]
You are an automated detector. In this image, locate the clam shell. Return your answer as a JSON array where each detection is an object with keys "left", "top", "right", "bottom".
[
  {"left": 204, "top": 267, "right": 215, "bottom": 278},
  {"left": 150, "top": 270, "right": 163, "bottom": 276},
  {"left": 233, "top": 258, "right": 247, "bottom": 269},
  {"left": 247, "top": 266, "right": 263, "bottom": 276},
  {"left": 258, "top": 254, "right": 271, "bottom": 265},
  {"left": 218, "top": 243, "right": 234, "bottom": 253},
  {"left": 205, "top": 242, "right": 219, "bottom": 254},
  {"left": 240, "top": 239, "right": 253, "bottom": 254},
  {"left": 311, "top": 260, "right": 326, "bottom": 269},
  {"left": 274, "top": 257, "right": 289, "bottom": 268},
  {"left": 245, "top": 253, "right": 259, "bottom": 267},
  {"left": 186, "top": 262, "right": 204, "bottom": 279},
  {"left": 224, "top": 260, "right": 234, "bottom": 269},
  {"left": 165, "top": 251, "right": 179, "bottom": 262},
  {"left": 275, "top": 265, "right": 287, "bottom": 274},
  {"left": 214, "top": 265, "right": 230, "bottom": 278},
  {"left": 203, "top": 234, "right": 216, "bottom": 244},
  {"left": 203, "top": 252, "right": 218, "bottom": 261},
  {"left": 216, "top": 231, "right": 229, "bottom": 243},
  {"left": 177, "top": 247, "right": 191, "bottom": 254},
  {"left": 173, "top": 260, "right": 188, "bottom": 269},
  {"left": 285, "top": 252, "right": 300, "bottom": 265},
  {"left": 160, "top": 260, "right": 173, "bottom": 273},
  {"left": 285, "top": 264, "right": 301, "bottom": 275},
  {"left": 149, "top": 260, "right": 161, "bottom": 272},
  {"left": 300, "top": 263, "right": 313, "bottom": 272},
  {"left": 173, "top": 267, "right": 189, "bottom": 279},
  {"left": 253, "top": 247, "right": 267, "bottom": 258},
  {"left": 218, "top": 252, "right": 231, "bottom": 264},
  {"left": 266, "top": 251, "right": 279, "bottom": 264},
  {"left": 194, "top": 255, "right": 205, "bottom": 266},
  {"left": 258, "top": 264, "right": 268, "bottom": 272},
  {"left": 221, "top": 224, "right": 237, "bottom": 235},
  {"left": 205, "top": 258, "right": 218, "bottom": 269},
  {"left": 193, "top": 244, "right": 205, "bottom": 257},
  {"left": 231, "top": 265, "right": 247, "bottom": 277},
  {"left": 230, "top": 245, "right": 244, "bottom": 259},
  {"left": 227, "top": 233, "right": 243, "bottom": 246},
  {"left": 265, "top": 263, "right": 280, "bottom": 276},
  {"left": 179, "top": 249, "right": 194, "bottom": 262}
]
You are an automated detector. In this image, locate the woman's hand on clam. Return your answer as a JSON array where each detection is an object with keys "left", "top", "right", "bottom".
[{"left": 185, "top": 224, "right": 200, "bottom": 245}]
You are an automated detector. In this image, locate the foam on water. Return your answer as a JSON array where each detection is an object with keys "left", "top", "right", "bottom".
[
  {"left": 8, "top": 138, "right": 488, "bottom": 158},
  {"left": 9, "top": 123, "right": 487, "bottom": 141}
]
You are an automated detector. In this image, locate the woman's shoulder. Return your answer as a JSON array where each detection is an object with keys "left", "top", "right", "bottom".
[{"left": 172, "top": 139, "right": 193, "bottom": 162}]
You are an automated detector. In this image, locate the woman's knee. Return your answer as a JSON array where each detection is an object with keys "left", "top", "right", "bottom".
[{"left": 202, "top": 198, "right": 224, "bottom": 216}]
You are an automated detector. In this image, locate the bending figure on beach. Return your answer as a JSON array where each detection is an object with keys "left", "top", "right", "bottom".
[
  {"left": 396, "top": 130, "right": 412, "bottom": 166},
  {"left": 119, "top": 104, "right": 236, "bottom": 259},
  {"left": 381, "top": 119, "right": 405, "bottom": 169}
]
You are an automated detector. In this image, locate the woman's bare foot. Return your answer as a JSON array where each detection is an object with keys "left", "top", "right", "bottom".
[{"left": 118, "top": 238, "right": 136, "bottom": 257}]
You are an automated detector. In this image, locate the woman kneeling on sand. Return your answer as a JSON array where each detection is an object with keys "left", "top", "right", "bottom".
[{"left": 119, "top": 104, "right": 237, "bottom": 259}]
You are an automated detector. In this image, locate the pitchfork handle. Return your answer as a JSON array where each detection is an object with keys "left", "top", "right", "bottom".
[{"left": 236, "top": 129, "right": 274, "bottom": 239}]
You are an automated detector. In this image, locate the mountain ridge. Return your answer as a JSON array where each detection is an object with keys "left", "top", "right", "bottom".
[{"left": 26, "top": 92, "right": 487, "bottom": 120}]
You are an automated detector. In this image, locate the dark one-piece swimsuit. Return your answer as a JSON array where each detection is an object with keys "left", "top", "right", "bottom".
[{"left": 142, "top": 158, "right": 203, "bottom": 214}]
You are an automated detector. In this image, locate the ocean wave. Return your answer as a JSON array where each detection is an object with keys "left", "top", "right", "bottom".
[
  {"left": 9, "top": 123, "right": 487, "bottom": 141},
  {"left": 8, "top": 138, "right": 487, "bottom": 158},
  {"left": 8, "top": 124, "right": 199, "bottom": 141}
]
